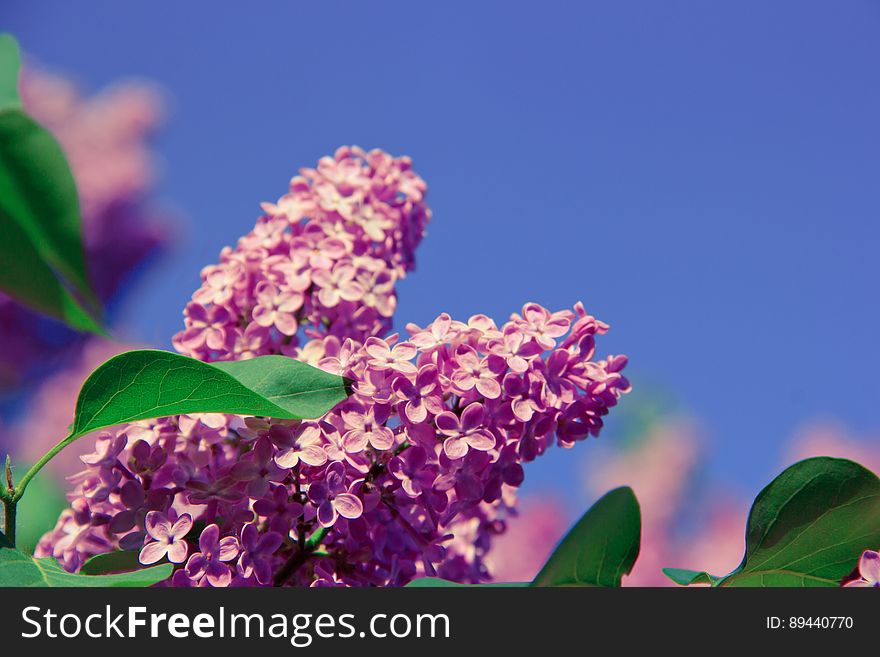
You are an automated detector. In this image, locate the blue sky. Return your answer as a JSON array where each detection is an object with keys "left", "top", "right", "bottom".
[{"left": 4, "top": 1, "right": 878, "bottom": 501}]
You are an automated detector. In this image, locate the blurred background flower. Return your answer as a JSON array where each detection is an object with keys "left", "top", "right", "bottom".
[{"left": 488, "top": 404, "right": 880, "bottom": 585}]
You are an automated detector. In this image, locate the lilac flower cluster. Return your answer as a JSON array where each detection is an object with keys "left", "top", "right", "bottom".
[
  {"left": 172, "top": 145, "right": 430, "bottom": 362},
  {"left": 0, "top": 67, "right": 167, "bottom": 394},
  {"left": 38, "top": 148, "right": 629, "bottom": 586}
]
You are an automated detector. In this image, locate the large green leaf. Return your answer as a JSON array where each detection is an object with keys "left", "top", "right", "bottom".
[
  {"left": 531, "top": 486, "right": 641, "bottom": 587},
  {"left": 7, "top": 350, "right": 352, "bottom": 505},
  {"left": 68, "top": 349, "right": 352, "bottom": 442},
  {"left": 0, "top": 547, "right": 171, "bottom": 587},
  {"left": 0, "top": 33, "right": 102, "bottom": 331},
  {"left": 665, "top": 457, "right": 880, "bottom": 587}
]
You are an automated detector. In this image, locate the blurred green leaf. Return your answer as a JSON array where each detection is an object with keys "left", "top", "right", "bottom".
[
  {"left": 531, "top": 487, "right": 641, "bottom": 587},
  {"left": 0, "top": 33, "right": 103, "bottom": 332},
  {"left": 0, "top": 163, "right": 103, "bottom": 333}
]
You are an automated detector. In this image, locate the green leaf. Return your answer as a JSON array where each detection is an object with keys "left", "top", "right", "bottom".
[
  {"left": 669, "top": 457, "right": 880, "bottom": 587},
  {"left": 0, "top": 32, "right": 103, "bottom": 332},
  {"left": 405, "top": 578, "right": 527, "bottom": 588},
  {"left": 0, "top": 547, "right": 171, "bottom": 587},
  {"left": 531, "top": 486, "right": 641, "bottom": 587},
  {"left": 0, "top": 34, "right": 23, "bottom": 111},
  {"left": 80, "top": 550, "right": 142, "bottom": 576},
  {"left": 67, "top": 349, "right": 352, "bottom": 443},
  {"left": 662, "top": 568, "right": 721, "bottom": 586}
]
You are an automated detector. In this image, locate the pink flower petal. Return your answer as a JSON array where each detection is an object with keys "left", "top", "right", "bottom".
[
  {"left": 217, "top": 537, "right": 240, "bottom": 562},
  {"left": 364, "top": 339, "right": 391, "bottom": 360},
  {"left": 343, "top": 430, "right": 369, "bottom": 453},
  {"left": 465, "top": 430, "right": 495, "bottom": 451},
  {"left": 275, "top": 312, "right": 298, "bottom": 336},
  {"left": 274, "top": 449, "right": 300, "bottom": 469},
  {"left": 333, "top": 493, "right": 364, "bottom": 520},
  {"left": 170, "top": 513, "right": 193, "bottom": 539},
  {"left": 435, "top": 412, "right": 461, "bottom": 435},
  {"left": 369, "top": 427, "right": 395, "bottom": 451},
  {"left": 476, "top": 378, "right": 501, "bottom": 399},
  {"left": 318, "top": 288, "right": 340, "bottom": 307},
  {"left": 392, "top": 342, "right": 417, "bottom": 361},
  {"left": 138, "top": 541, "right": 169, "bottom": 565},
  {"left": 166, "top": 540, "right": 189, "bottom": 564},
  {"left": 300, "top": 445, "right": 328, "bottom": 466},
  {"left": 443, "top": 436, "right": 469, "bottom": 460},
  {"left": 144, "top": 511, "right": 171, "bottom": 540},
  {"left": 251, "top": 305, "right": 275, "bottom": 328},
  {"left": 859, "top": 550, "right": 880, "bottom": 583},
  {"left": 317, "top": 500, "right": 337, "bottom": 527},
  {"left": 405, "top": 399, "right": 427, "bottom": 423},
  {"left": 451, "top": 370, "right": 475, "bottom": 390},
  {"left": 460, "top": 403, "right": 485, "bottom": 431}
]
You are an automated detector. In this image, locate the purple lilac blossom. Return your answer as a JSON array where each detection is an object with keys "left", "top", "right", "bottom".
[
  {"left": 139, "top": 511, "right": 192, "bottom": 565},
  {"left": 171, "top": 145, "right": 430, "bottom": 361},
  {"left": 37, "top": 148, "right": 630, "bottom": 586}
]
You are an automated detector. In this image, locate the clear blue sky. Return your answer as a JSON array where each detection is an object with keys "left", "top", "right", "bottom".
[{"left": 4, "top": 1, "right": 878, "bottom": 499}]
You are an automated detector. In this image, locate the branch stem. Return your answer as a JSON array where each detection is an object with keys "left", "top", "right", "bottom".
[
  {"left": 0, "top": 433, "right": 76, "bottom": 547},
  {"left": 2, "top": 496, "right": 15, "bottom": 546},
  {"left": 272, "top": 525, "right": 331, "bottom": 586}
]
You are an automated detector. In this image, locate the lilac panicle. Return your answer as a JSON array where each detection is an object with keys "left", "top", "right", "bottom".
[
  {"left": 172, "top": 145, "right": 430, "bottom": 361},
  {"left": 38, "top": 147, "right": 629, "bottom": 586}
]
